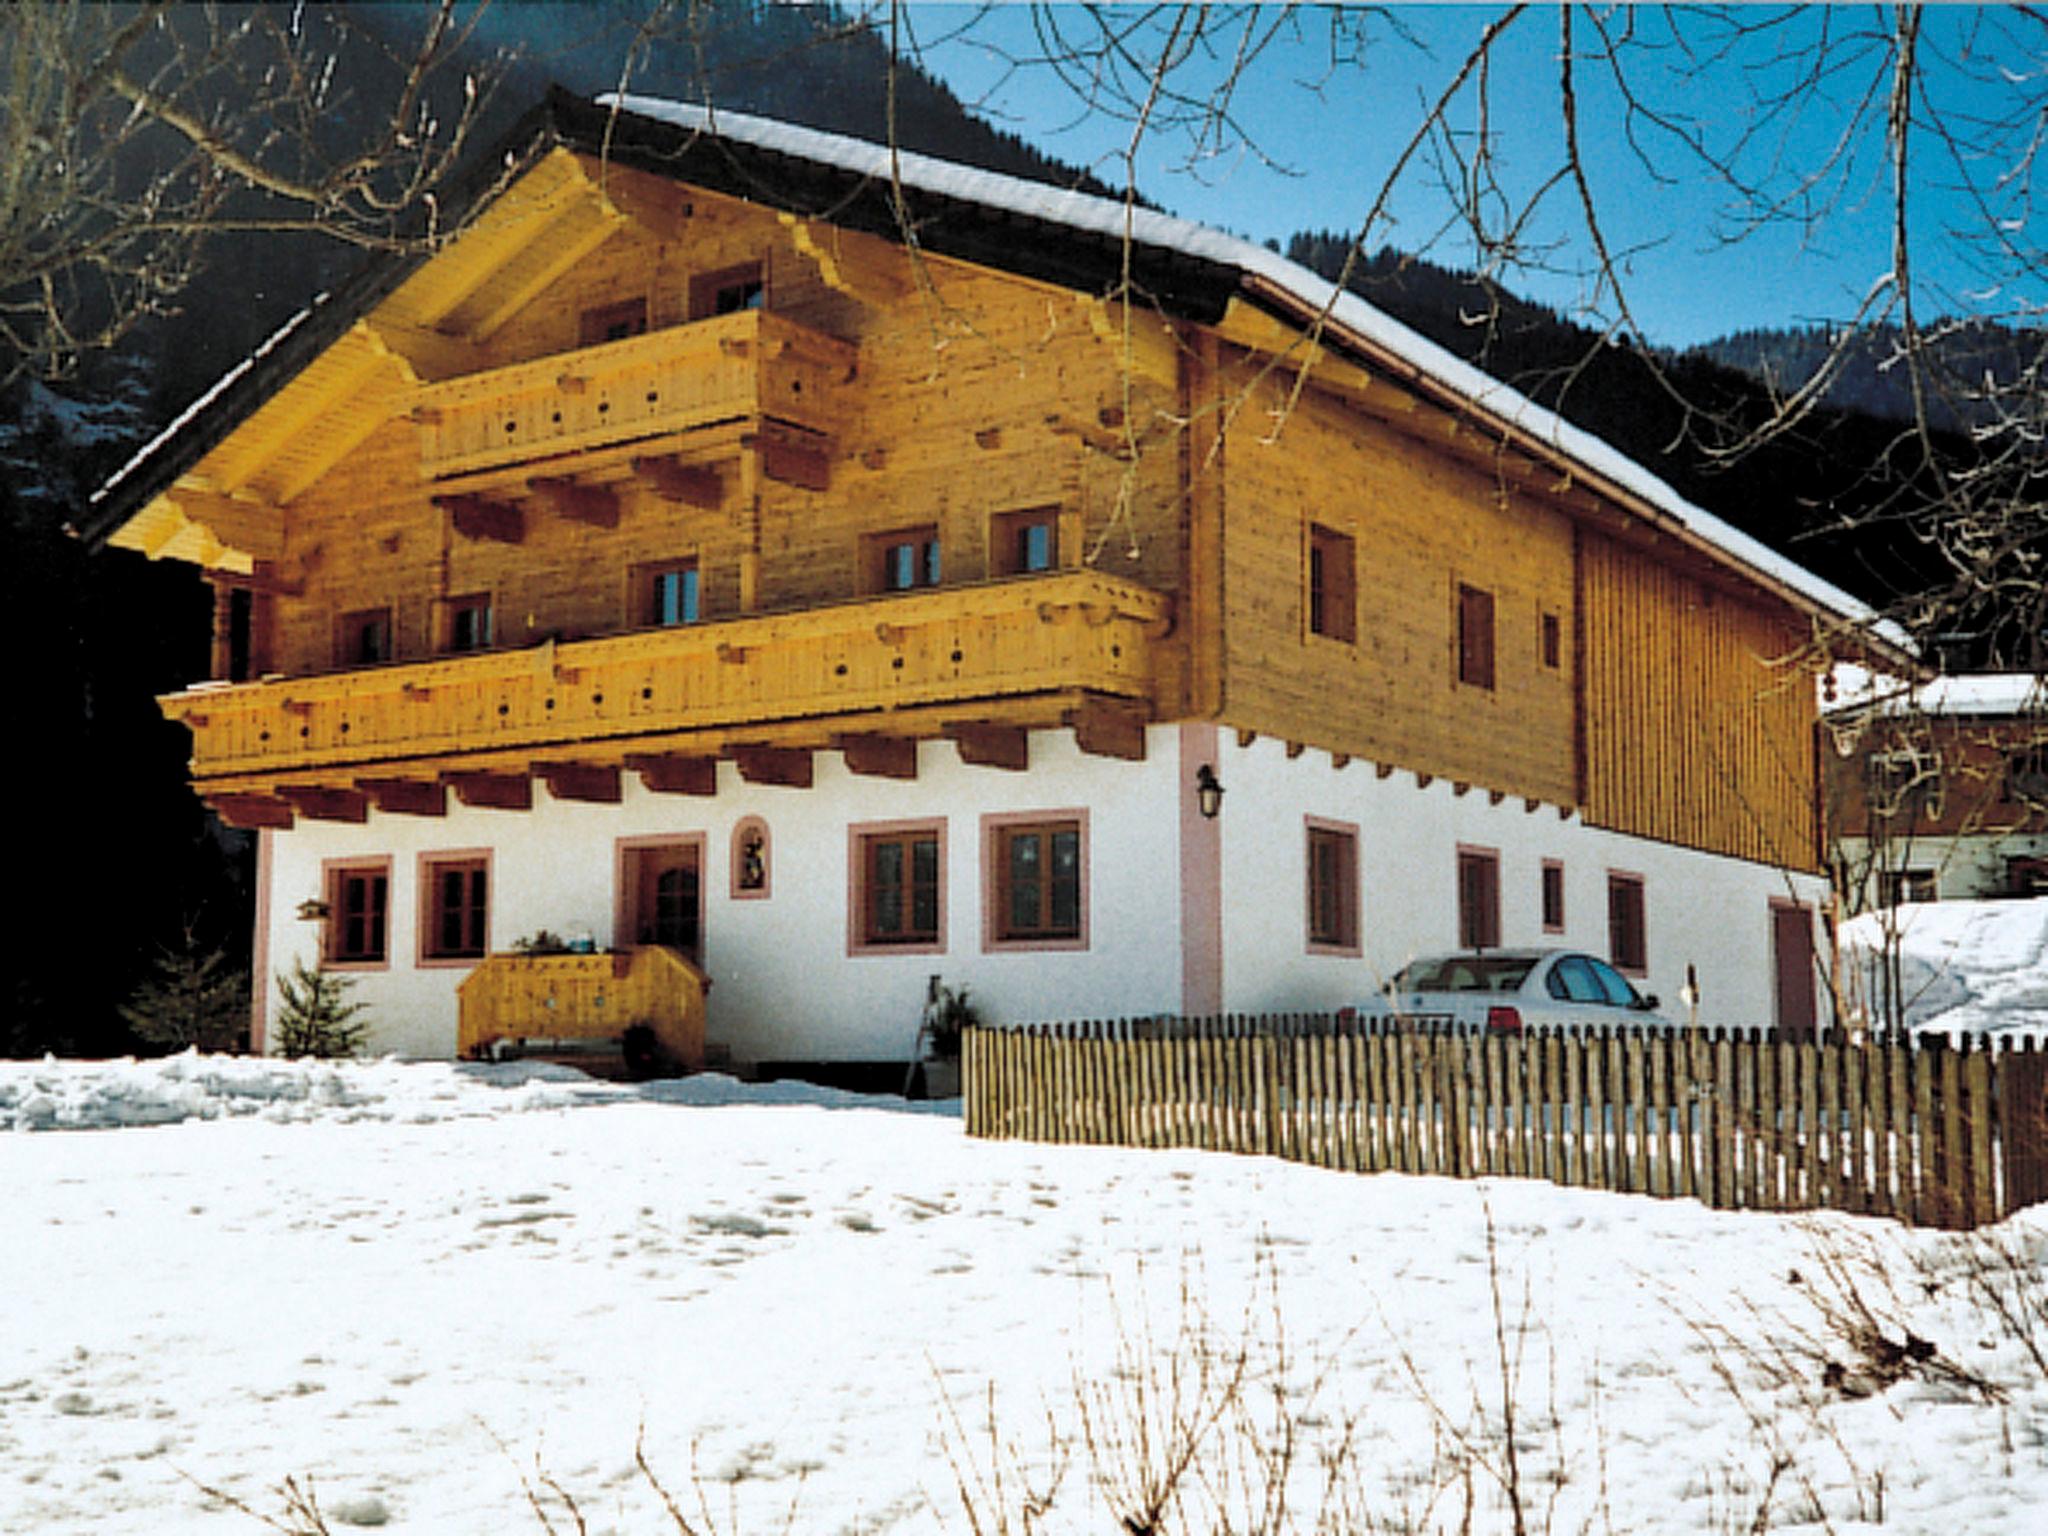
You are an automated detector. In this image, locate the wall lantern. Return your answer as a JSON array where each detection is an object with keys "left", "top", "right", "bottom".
[
  {"left": 1195, "top": 763, "right": 1225, "bottom": 819},
  {"left": 295, "top": 898, "right": 331, "bottom": 922}
]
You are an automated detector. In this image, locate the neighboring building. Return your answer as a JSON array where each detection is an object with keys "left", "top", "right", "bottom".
[
  {"left": 1825, "top": 672, "right": 2048, "bottom": 913},
  {"left": 85, "top": 91, "right": 1886, "bottom": 1071}
]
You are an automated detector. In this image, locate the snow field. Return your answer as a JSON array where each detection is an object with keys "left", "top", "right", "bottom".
[{"left": 1, "top": 1056, "right": 2044, "bottom": 1533}]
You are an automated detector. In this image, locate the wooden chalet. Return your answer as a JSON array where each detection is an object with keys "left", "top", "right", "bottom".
[{"left": 86, "top": 91, "right": 1886, "bottom": 1071}]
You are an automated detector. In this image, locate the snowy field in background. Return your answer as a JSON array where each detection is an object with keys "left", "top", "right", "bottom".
[
  {"left": 1838, "top": 898, "right": 2048, "bottom": 1036},
  {"left": 3, "top": 1055, "right": 2046, "bottom": 1534}
]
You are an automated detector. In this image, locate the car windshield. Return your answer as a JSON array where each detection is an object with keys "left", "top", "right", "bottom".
[{"left": 1391, "top": 956, "right": 1538, "bottom": 994}]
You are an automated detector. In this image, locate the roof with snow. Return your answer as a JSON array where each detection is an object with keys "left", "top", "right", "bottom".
[
  {"left": 81, "top": 88, "right": 1903, "bottom": 646},
  {"left": 1827, "top": 669, "right": 2046, "bottom": 720}
]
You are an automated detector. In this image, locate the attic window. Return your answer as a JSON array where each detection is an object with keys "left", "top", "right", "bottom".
[
  {"left": 580, "top": 297, "right": 648, "bottom": 347},
  {"left": 1457, "top": 583, "right": 1495, "bottom": 690},
  {"left": 1308, "top": 525, "right": 1356, "bottom": 642}
]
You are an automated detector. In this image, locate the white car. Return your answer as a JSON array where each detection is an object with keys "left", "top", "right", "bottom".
[{"left": 1356, "top": 948, "right": 1673, "bottom": 1033}]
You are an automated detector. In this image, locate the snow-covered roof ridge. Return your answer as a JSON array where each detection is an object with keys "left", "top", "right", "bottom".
[
  {"left": 605, "top": 94, "right": 1898, "bottom": 642},
  {"left": 1828, "top": 668, "right": 2047, "bottom": 719}
]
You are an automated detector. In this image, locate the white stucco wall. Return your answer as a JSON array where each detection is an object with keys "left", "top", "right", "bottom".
[
  {"left": 260, "top": 730, "right": 1185, "bottom": 1063},
  {"left": 259, "top": 725, "right": 1831, "bottom": 1063},
  {"left": 1214, "top": 733, "right": 1830, "bottom": 1028}
]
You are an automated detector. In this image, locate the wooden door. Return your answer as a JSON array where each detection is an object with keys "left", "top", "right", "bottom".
[
  {"left": 628, "top": 843, "right": 702, "bottom": 962},
  {"left": 1772, "top": 902, "right": 1817, "bottom": 1040}
]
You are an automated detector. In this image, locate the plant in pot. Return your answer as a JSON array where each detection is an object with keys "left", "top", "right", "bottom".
[{"left": 909, "top": 975, "right": 977, "bottom": 1099}]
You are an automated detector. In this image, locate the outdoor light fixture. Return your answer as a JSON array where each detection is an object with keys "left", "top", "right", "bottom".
[
  {"left": 296, "top": 898, "right": 331, "bottom": 922},
  {"left": 1195, "top": 763, "right": 1225, "bottom": 819}
]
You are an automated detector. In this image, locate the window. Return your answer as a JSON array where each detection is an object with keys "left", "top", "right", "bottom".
[
  {"left": 984, "top": 813, "right": 1086, "bottom": 950},
  {"left": 617, "top": 837, "right": 705, "bottom": 962},
  {"left": 851, "top": 821, "right": 944, "bottom": 953},
  {"left": 731, "top": 817, "right": 771, "bottom": 901},
  {"left": 869, "top": 527, "right": 942, "bottom": 592},
  {"left": 1458, "top": 856, "right": 1507, "bottom": 950},
  {"left": 1607, "top": 872, "right": 1647, "bottom": 974},
  {"left": 579, "top": 296, "right": 648, "bottom": 347},
  {"left": 640, "top": 560, "right": 700, "bottom": 627},
  {"left": 1457, "top": 583, "right": 1495, "bottom": 689},
  {"left": 1456, "top": 847, "right": 1501, "bottom": 950},
  {"left": 1540, "top": 611, "right": 1562, "bottom": 671},
  {"left": 1305, "top": 820, "right": 1360, "bottom": 954},
  {"left": 1879, "top": 868, "right": 1936, "bottom": 906},
  {"left": 323, "top": 860, "right": 390, "bottom": 967},
  {"left": 1308, "top": 524, "right": 1357, "bottom": 642},
  {"left": 1540, "top": 860, "right": 1566, "bottom": 933},
  {"left": 991, "top": 507, "right": 1059, "bottom": 575},
  {"left": 689, "top": 262, "right": 766, "bottom": 320},
  {"left": 421, "top": 853, "right": 489, "bottom": 963},
  {"left": 1546, "top": 954, "right": 1643, "bottom": 1009},
  {"left": 335, "top": 607, "right": 393, "bottom": 668},
  {"left": 445, "top": 593, "right": 493, "bottom": 653}
]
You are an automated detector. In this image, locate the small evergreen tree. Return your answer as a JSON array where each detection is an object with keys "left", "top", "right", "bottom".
[
  {"left": 271, "top": 959, "right": 368, "bottom": 1059},
  {"left": 118, "top": 919, "right": 249, "bottom": 1053}
]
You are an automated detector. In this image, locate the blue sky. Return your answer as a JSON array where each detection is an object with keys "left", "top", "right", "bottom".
[{"left": 903, "top": 5, "right": 2044, "bottom": 346}]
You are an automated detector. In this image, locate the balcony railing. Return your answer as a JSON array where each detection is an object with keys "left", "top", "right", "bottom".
[
  {"left": 162, "top": 572, "right": 1172, "bottom": 785},
  {"left": 411, "top": 309, "right": 854, "bottom": 479}
]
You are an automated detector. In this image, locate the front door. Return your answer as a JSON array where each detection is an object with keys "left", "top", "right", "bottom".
[
  {"left": 626, "top": 842, "right": 702, "bottom": 962},
  {"left": 1772, "top": 902, "right": 1818, "bottom": 1041}
]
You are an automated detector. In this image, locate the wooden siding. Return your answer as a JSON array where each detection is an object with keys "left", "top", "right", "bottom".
[
  {"left": 1580, "top": 531, "right": 1820, "bottom": 869},
  {"left": 1214, "top": 353, "right": 1578, "bottom": 805},
  {"left": 1827, "top": 713, "right": 2048, "bottom": 841}
]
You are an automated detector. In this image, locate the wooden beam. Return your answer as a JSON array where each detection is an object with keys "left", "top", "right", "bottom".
[
  {"left": 632, "top": 455, "right": 724, "bottom": 508},
  {"left": 626, "top": 752, "right": 717, "bottom": 796},
  {"left": 757, "top": 429, "right": 830, "bottom": 492},
  {"left": 1065, "top": 699, "right": 1148, "bottom": 761},
  {"left": 732, "top": 746, "right": 813, "bottom": 788},
  {"left": 536, "top": 761, "right": 622, "bottom": 804},
  {"left": 527, "top": 477, "right": 619, "bottom": 529},
  {"left": 275, "top": 786, "right": 369, "bottom": 823},
  {"left": 947, "top": 723, "right": 1029, "bottom": 771},
  {"left": 358, "top": 777, "right": 446, "bottom": 817},
  {"left": 443, "top": 770, "right": 532, "bottom": 810},
  {"left": 435, "top": 493, "right": 525, "bottom": 544},
  {"left": 208, "top": 793, "right": 293, "bottom": 830},
  {"left": 835, "top": 733, "right": 918, "bottom": 780}
]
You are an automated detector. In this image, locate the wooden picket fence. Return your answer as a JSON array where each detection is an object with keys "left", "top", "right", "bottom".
[{"left": 961, "top": 1016, "right": 2048, "bottom": 1229}]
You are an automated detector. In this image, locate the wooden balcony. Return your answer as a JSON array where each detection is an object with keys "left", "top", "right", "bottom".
[
  {"left": 161, "top": 571, "right": 1173, "bottom": 796},
  {"left": 411, "top": 309, "right": 854, "bottom": 480}
]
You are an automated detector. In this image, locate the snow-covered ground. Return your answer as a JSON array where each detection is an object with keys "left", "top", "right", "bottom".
[
  {"left": 3, "top": 1055, "right": 2045, "bottom": 1534},
  {"left": 1838, "top": 898, "right": 2048, "bottom": 1036}
]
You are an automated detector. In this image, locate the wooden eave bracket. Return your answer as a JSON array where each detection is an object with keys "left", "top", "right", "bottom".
[
  {"left": 435, "top": 492, "right": 525, "bottom": 544},
  {"left": 275, "top": 785, "right": 370, "bottom": 824},
  {"left": 132, "top": 486, "right": 283, "bottom": 570},
  {"left": 358, "top": 777, "right": 447, "bottom": 817},
  {"left": 946, "top": 723, "right": 1029, "bottom": 772},
  {"left": 527, "top": 476, "right": 620, "bottom": 528},
  {"left": 625, "top": 752, "right": 717, "bottom": 796},
  {"left": 442, "top": 770, "right": 533, "bottom": 811},
  {"left": 834, "top": 733, "right": 918, "bottom": 780},
  {"left": 1064, "top": 698, "right": 1148, "bottom": 761},
  {"left": 536, "top": 761, "right": 622, "bottom": 804},
  {"left": 632, "top": 455, "right": 724, "bottom": 509},
  {"left": 207, "top": 792, "right": 294, "bottom": 830},
  {"left": 752, "top": 423, "right": 831, "bottom": 492},
  {"left": 732, "top": 745, "right": 813, "bottom": 788},
  {"left": 781, "top": 214, "right": 910, "bottom": 306}
]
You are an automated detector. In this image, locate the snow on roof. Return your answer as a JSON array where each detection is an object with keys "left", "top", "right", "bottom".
[
  {"left": 1827, "top": 666, "right": 2046, "bottom": 719},
  {"left": 85, "top": 296, "right": 325, "bottom": 515},
  {"left": 607, "top": 94, "right": 1900, "bottom": 641}
]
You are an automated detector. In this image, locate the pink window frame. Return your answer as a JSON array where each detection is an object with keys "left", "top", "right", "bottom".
[
  {"left": 416, "top": 848, "right": 493, "bottom": 969},
  {"left": 1606, "top": 868, "right": 1649, "bottom": 977},
  {"left": 981, "top": 809, "right": 1090, "bottom": 953},
  {"left": 320, "top": 856, "right": 393, "bottom": 972},
  {"left": 1303, "top": 815, "right": 1362, "bottom": 957},
  {"left": 848, "top": 817, "right": 947, "bottom": 957}
]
